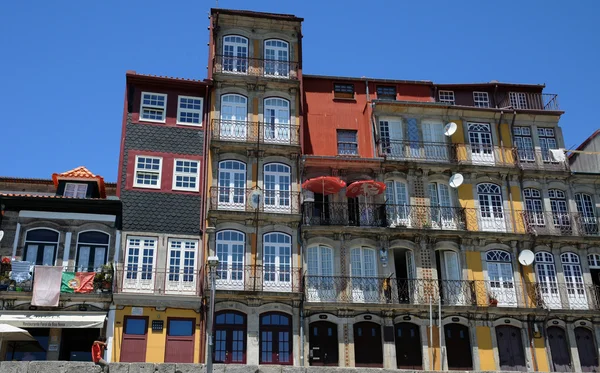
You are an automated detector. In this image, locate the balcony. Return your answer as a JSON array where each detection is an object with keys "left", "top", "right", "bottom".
[
  {"left": 522, "top": 211, "right": 600, "bottom": 237},
  {"left": 209, "top": 187, "right": 301, "bottom": 214},
  {"left": 209, "top": 265, "right": 302, "bottom": 293},
  {"left": 498, "top": 92, "right": 560, "bottom": 111},
  {"left": 517, "top": 149, "right": 569, "bottom": 171},
  {"left": 211, "top": 119, "right": 300, "bottom": 146},
  {"left": 213, "top": 55, "right": 299, "bottom": 80},
  {"left": 114, "top": 268, "right": 201, "bottom": 296}
]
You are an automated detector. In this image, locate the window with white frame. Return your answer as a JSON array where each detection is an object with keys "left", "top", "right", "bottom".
[
  {"left": 438, "top": 90, "right": 455, "bottom": 104},
  {"left": 337, "top": 130, "right": 358, "bottom": 155},
  {"left": 509, "top": 92, "right": 528, "bottom": 109},
  {"left": 64, "top": 183, "right": 88, "bottom": 198},
  {"left": 173, "top": 159, "right": 200, "bottom": 192},
  {"left": 473, "top": 92, "right": 489, "bottom": 108},
  {"left": 588, "top": 254, "right": 600, "bottom": 268},
  {"left": 513, "top": 126, "right": 534, "bottom": 161},
  {"left": 523, "top": 188, "right": 545, "bottom": 226},
  {"left": 140, "top": 92, "right": 167, "bottom": 122},
  {"left": 538, "top": 128, "right": 558, "bottom": 162},
  {"left": 177, "top": 96, "right": 203, "bottom": 125},
  {"left": 134, "top": 156, "right": 162, "bottom": 189}
]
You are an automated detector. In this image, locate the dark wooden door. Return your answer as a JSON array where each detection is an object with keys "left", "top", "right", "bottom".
[
  {"left": 259, "top": 313, "right": 292, "bottom": 365},
  {"left": 214, "top": 311, "right": 246, "bottom": 364},
  {"left": 165, "top": 318, "right": 195, "bottom": 363},
  {"left": 354, "top": 322, "right": 383, "bottom": 367},
  {"left": 120, "top": 316, "right": 148, "bottom": 362},
  {"left": 444, "top": 323, "right": 473, "bottom": 370},
  {"left": 395, "top": 322, "right": 422, "bottom": 369},
  {"left": 548, "top": 326, "right": 572, "bottom": 372},
  {"left": 348, "top": 198, "right": 360, "bottom": 226},
  {"left": 309, "top": 321, "right": 338, "bottom": 366},
  {"left": 496, "top": 326, "right": 526, "bottom": 371},
  {"left": 575, "top": 327, "right": 599, "bottom": 372}
]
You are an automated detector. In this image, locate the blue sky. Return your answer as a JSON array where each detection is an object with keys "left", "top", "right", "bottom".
[{"left": 1, "top": 0, "right": 598, "bottom": 181}]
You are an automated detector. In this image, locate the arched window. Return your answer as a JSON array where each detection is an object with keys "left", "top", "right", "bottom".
[
  {"left": 549, "top": 189, "right": 572, "bottom": 233},
  {"left": 305, "top": 245, "right": 334, "bottom": 302},
  {"left": 215, "top": 230, "right": 245, "bottom": 289},
  {"left": 24, "top": 228, "right": 59, "bottom": 265},
  {"left": 575, "top": 193, "right": 598, "bottom": 235},
  {"left": 222, "top": 36, "right": 248, "bottom": 74},
  {"left": 264, "top": 39, "right": 289, "bottom": 77},
  {"left": 561, "top": 252, "right": 587, "bottom": 308},
  {"left": 218, "top": 160, "right": 247, "bottom": 209},
  {"left": 263, "top": 232, "right": 292, "bottom": 291},
  {"left": 219, "top": 94, "right": 248, "bottom": 140},
  {"left": 214, "top": 311, "right": 247, "bottom": 364},
  {"left": 264, "top": 163, "right": 291, "bottom": 212},
  {"left": 350, "top": 247, "right": 378, "bottom": 302},
  {"left": 260, "top": 312, "right": 292, "bottom": 364},
  {"left": 76, "top": 231, "right": 109, "bottom": 271},
  {"left": 588, "top": 254, "right": 600, "bottom": 269},
  {"left": 263, "top": 98, "right": 291, "bottom": 143},
  {"left": 534, "top": 251, "right": 560, "bottom": 307},
  {"left": 467, "top": 122, "right": 494, "bottom": 165},
  {"left": 477, "top": 183, "right": 505, "bottom": 232},
  {"left": 385, "top": 179, "right": 409, "bottom": 227},
  {"left": 486, "top": 250, "right": 516, "bottom": 306}
]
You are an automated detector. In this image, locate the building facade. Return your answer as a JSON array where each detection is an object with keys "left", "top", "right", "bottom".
[{"left": 112, "top": 72, "right": 209, "bottom": 363}]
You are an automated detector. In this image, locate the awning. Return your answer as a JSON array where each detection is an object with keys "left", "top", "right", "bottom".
[{"left": 0, "top": 312, "right": 106, "bottom": 328}]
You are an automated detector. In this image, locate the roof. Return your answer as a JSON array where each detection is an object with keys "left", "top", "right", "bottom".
[
  {"left": 211, "top": 8, "right": 303, "bottom": 22},
  {"left": 51, "top": 166, "right": 107, "bottom": 199},
  {"left": 0, "top": 176, "right": 116, "bottom": 187},
  {"left": 303, "top": 74, "right": 433, "bottom": 85},
  {"left": 0, "top": 193, "right": 106, "bottom": 200},
  {"left": 126, "top": 71, "right": 211, "bottom": 86},
  {"left": 434, "top": 81, "right": 546, "bottom": 89},
  {"left": 568, "top": 129, "right": 600, "bottom": 160}
]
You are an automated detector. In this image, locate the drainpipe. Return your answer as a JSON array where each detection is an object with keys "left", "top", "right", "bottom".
[{"left": 300, "top": 302, "right": 305, "bottom": 366}]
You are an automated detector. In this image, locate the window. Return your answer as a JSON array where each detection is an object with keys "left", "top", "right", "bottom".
[
  {"left": 588, "top": 254, "right": 600, "bottom": 268},
  {"left": 333, "top": 83, "right": 354, "bottom": 99},
  {"left": 134, "top": 156, "right": 162, "bottom": 189},
  {"left": 429, "top": 182, "right": 456, "bottom": 228},
  {"left": 264, "top": 39, "right": 289, "bottom": 77},
  {"left": 222, "top": 35, "right": 248, "bottom": 74},
  {"left": 263, "top": 98, "right": 290, "bottom": 143},
  {"left": 376, "top": 86, "right": 396, "bottom": 100},
  {"left": 218, "top": 160, "right": 247, "bottom": 209},
  {"left": 386, "top": 180, "right": 409, "bottom": 227},
  {"left": 523, "top": 188, "right": 545, "bottom": 226},
  {"left": 477, "top": 183, "right": 506, "bottom": 232},
  {"left": 63, "top": 183, "right": 88, "bottom": 198},
  {"left": 306, "top": 245, "right": 335, "bottom": 302},
  {"left": 263, "top": 232, "right": 292, "bottom": 291},
  {"left": 215, "top": 230, "right": 245, "bottom": 289},
  {"left": 76, "top": 231, "right": 109, "bottom": 272},
  {"left": 486, "top": 250, "right": 516, "bottom": 306},
  {"left": 575, "top": 193, "right": 597, "bottom": 235},
  {"left": 438, "top": 90, "right": 455, "bottom": 104},
  {"left": 124, "top": 317, "right": 148, "bottom": 335},
  {"left": 337, "top": 130, "right": 358, "bottom": 155},
  {"left": 177, "top": 96, "right": 203, "bottom": 126},
  {"left": 513, "top": 126, "right": 534, "bottom": 161},
  {"left": 350, "top": 247, "right": 378, "bottom": 302},
  {"left": 534, "top": 251, "right": 560, "bottom": 307},
  {"left": 473, "top": 92, "right": 489, "bottom": 108},
  {"left": 24, "top": 229, "right": 59, "bottom": 266},
  {"left": 215, "top": 311, "right": 247, "bottom": 364},
  {"left": 561, "top": 252, "right": 587, "bottom": 307},
  {"left": 509, "top": 92, "right": 527, "bottom": 109},
  {"left": 260, "top": 313, "right": 292, "bottom": 364},
  {"left": 538, "top": 128, "right": 558, "bottom": 162},
  {"left": 124, "top": 237, "right": 157, "bottom": 285},
  {"left": 140, "top": 92, "right": 167, "bottom": 122},
  {"left": 166, "top": 239, "right": 197, "bottom": 293},
  {"left": 264, "top": 163, "right": 291, "bottom": 212},
  {"left": 173, "top": 159, "right": 200, "bottom": 192},
  {"left": 219, "top": 94, "right": 248, "bottom": 140},
  {"left": 168, "top": 319, "right": 194, "bottom": 337}
]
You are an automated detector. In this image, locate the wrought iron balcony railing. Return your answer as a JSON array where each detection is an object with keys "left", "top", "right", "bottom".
[
  {"left": 521, "top": 211, "right": 600, "bottom": 237},
  {"left": 498, "top": 92, "right": 560, "bottom": 111},
  {"left": 114, "top": 268, "right": 201, "bottom": 296},
  {"left": 211, "top": 119, "right": 300, "bottom": 146},
  {"left": 207, "top": 265, "right": 302, "bottom": 293},
  {"left": 210, "top": 187, "right": 301, "bottom": 214},
  {"left": 0, "top": 265, "right": 112, "bottom": 294},
  {"left": 517, "top": 148, "right": 569, "bottom": 171},
  {"left": 213, "top": 55, "right": 299, "bottom": 80}
]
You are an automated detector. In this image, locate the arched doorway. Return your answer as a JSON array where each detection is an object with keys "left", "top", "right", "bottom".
[
  {"left": 395, "top": 322, "right": 422, "bottom": 369},
  {"left": 353, "top": 321, "right": 383, "bottom": 367},
  {"left": 259, "top": 312, "right": 292, "bottom": 365},
  {"left": 309, "top": 321, "right": 338, "bottom": 366},
  {"left": 496, "top": 325, "right": 526, "bottom": 371},
  {"left": 444, "top": 323, "right": 472, "bottom": 370},
  {"left": 214, "top": 311, "right": 246, "bottom": 364},
  {"left": 575, "top": 327, "right": 599, "bottom": 372},
  {"left": 547, "top": 326, "right": 571, "bottom": 372}
]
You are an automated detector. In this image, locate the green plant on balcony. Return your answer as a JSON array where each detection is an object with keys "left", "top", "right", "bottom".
[
  {"left": 488, "top": 293, "right": 498, "bottom": 306},
  {"left": 93, "top": 263, "right": 114, "bottom": 292}
]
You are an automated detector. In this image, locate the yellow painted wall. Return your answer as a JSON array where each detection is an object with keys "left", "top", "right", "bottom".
[
  {"left": 499, "top": 123, "right": 513, "bottom": 146},
  {"left": 113, "top": 307, "right": 202, "bottom": 364},
  {"left": 458, "top": 184, "right": 478, "bottom": 231},
  {"left": 253, "top": 40, "right": 261, "bottom": 59},
  {"left": 476, "top": 327, "right": 496, "bottom": 370},
  {"left": 510, "top": 185, "right": 526, "bottom": 234},
  {"left": 426, "top": 326, "right": 441, "bottom": 370},
  {"left": 450, "top": 120, "right": 468, "bottom": 162},
  {"left": 466, "top": 251, "right": 488, "bottom": 306},
  {"left": 522, "top": 265, "right": 538, "bottom": 307},
  {"left": 533, "top": 333, "right": 550, "bottom": 372}
]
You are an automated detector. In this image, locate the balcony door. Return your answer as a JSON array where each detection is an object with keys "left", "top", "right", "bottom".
[
  {"left": 385, "top": 180, "right": 410, "bottom": 227},
  {"left": 264, "top": 163, "right": 291, "bottom": 213},
  {"left": 222, "top": 35, "right": 248, "bottom": 74},
  {"left": 166, "top": 239, "right": 197, "bottom": 295},
  {"left": 379, "top": 118, "right": 403, "bottom": 157},
  {"left": 220, "top": 94, "right": 247, "bottom": 140},
  {"left": 513, "top": 126, "right": 535, "bottom": 163},
  {"left": 523, "top": 188, "right": 545, "bottom": 231},
  {"left": 550, "top": 189, "right": 572, "bottom": 234},
  {"left": 429, "top": 182, "right": 455, "bottom": 229},
  {"left": 468, "top": 123, "right": 495, "bottom": 164},
  {"left": 486, "top": 250, "right": 517, "bottom": 307},
  {"left": 477, "top": 183, "right": 506, "bottom": 232},
  {"left": 535, "top": 252, "right": 561, "bottom": 308},
  {"left": 214, "top": 311, "right": 246, "bottom": 364},
  {"left": 264, "top": 39, "right": 289, "bottom": 77},
  {"left": 441, "top": 250, "right": 465, "bottom": 305},
  {"left": 263, "top": 233, "right": 292, "bottom": 292},
  {"left": 306, "top": 245, "right": 335, "bottom": 302},
  {"left": 576, "top": 193, "right": 598, "bottom": 235},
  {"left": 124, "top": 237, "right": 156, "bottom": 293},
  {"left": 215, "top": 230, "right": 245, "bottom": 290},
  {"left": 259, "top": 313, "right": 292, "bottom": 365},
  {"left": 264, "top": 98, "right": 290, "bottom": 143},
  {"left": 218, "top": 160, "right": 246, "bottom": 210},
  {"left": 422, "top": 121, "right": 448, "bottom": 160},
  {"left": 350, "top": 247, "right": 378, "bottom": 303},
  {"left": 561, "top": 252, "right": 588, "bottom": 309}
]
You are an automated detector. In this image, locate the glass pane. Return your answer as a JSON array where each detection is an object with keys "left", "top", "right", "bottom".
[
  {"left": 125, "top": 318, "right": 147, "bottom": 335},
  {"left": 168, "top": 319, "right": 194, "bottom": 336}
]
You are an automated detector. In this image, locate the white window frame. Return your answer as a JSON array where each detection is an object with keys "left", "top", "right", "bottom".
[
  {"left": 176, "top": 96, "right": 203, "bottom": 126},
  {"left": 172, "top": 159, "right": 200, "bottom": 192},
  {"left": 473, "top": 92, "right": 490, "bottom": 108},
  {"left": 140, "top": 92, "right": 167, "bottom": 123},
  {"left": 64, "top": 182, "right": 88, "bottom": 198},
  {"left": 438, "top": 90, "right": 455, "bottom": 104},
  {"left": 134, "top": 155, "right": 163, "bottom": 189}
]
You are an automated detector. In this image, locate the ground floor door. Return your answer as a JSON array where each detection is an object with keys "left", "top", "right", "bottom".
[
  {"left": 575, "top": 327, "right": 599, "bottom": 372},
  {"left": 548, "top": 326, "right": 572, "bottom": 372},
  {"left": 59, "top": 328, "right": 98, "bottom": 361},
  {"left": 353, "top": 322, "right": 383, "bottom": 367},
  {"left": 164, "top": 318, "right": 195, "bottom": 363},
  {"left": 309, "top": 321, "right": 338, "bottom": 366},
  {"left": 444, "top": 323, "right": 473, "bottom": 370},
  {"left": 120, "top": 317, "right": 148, "bottom": 362},
  {"left": 395, "top": 322, "right": 422, "bottom": 369},
  {"left": 496, "top": 326, "right": 526, "bottom": 371}
]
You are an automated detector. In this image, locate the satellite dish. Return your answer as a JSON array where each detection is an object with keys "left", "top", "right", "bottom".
[
  {"left": 449, "top": 173, "right": 464, "bottom": 188},
  {"left": 518, "top": 250, "right": 535, "bottom": 266},
  {"left": 444, "top": 122, "right": 458, "bottom": 137},
  {"left": 249, "top": 190, "right": 263, "bottom": 209},
  {"left": 0, "top": 230, "right": 4, "bottom": 242}
]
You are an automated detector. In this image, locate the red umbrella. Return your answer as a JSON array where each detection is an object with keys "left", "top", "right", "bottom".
[
  {"left": 302, "top": 176, "right": 346, "bottom": 195},
  {"left": 346, "top": 180, "right": 386, "bottom": 198}
]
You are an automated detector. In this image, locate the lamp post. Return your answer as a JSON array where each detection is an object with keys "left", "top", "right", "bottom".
[{"left": 206, "top": 256, "right": 219, "bottom": 373}]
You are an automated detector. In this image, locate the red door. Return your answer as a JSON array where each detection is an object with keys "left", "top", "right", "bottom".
[
  {"left": 165, "top": 318, "right": 195, "bottom": 363},
  {"left": 260, "top": 313, "right": 293, "bottom": 365},
  {"left": 214, "top": 311, "right": 247, "bottom": 364},
  {"left": 120, "top": 316, "right": 148, "bottom": 362}
]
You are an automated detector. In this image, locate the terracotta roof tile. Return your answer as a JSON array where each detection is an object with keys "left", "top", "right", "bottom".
[
  {"left": 126, "top": 71, "right": 209, "bottom": 84},
  {"left": 51, "top": 166, "right": 107, "bottom": 198}
]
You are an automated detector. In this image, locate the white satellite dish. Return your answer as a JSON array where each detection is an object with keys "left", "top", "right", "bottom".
[
  {"left": 249, "top": 190, "right": 263, "bottom": 209},
  {"left": 449, "top": 173, "right": 464, "bottom": 188},
  {"left": 444, "top": 122, "right": 458, "bottom": 137},
  {"left": 0, "top": 230, "right": 4, "bottom": 242},
  {"left": 518, "top": 250, "right": 535, "bottom": 266}
]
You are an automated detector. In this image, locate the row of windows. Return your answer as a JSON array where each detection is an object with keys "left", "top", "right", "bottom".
[
  {"left": 134, "top": 156, "right": 200, "bottom": 192},
  {"left": 438, "top": 90, "right": 532, "bottom": 110},
  {"left": 218, "top": 94, "right": 291, "bottom": 124},
  {"left": 140, "top": 92, "right": 204, "bottom": 125}
]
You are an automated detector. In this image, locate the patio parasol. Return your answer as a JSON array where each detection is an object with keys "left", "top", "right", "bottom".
[
  {"left": 345, "top": 180, "right": 386, "bottom": 198},
  {"left": 302, "top": 176, "right": 346, "bottom": 195}
]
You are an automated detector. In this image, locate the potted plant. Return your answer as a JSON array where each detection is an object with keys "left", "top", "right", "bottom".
[
  {"left": 100, "top": 263, "right": 114, "bottom": 292},
  {"left": 489, "top": 293, "right": 498, "bottom": 306},
  {"left": 0, "top": 274, "right": 9, "bottom": 291}
]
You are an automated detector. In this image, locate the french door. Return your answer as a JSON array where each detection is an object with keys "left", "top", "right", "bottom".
[
  {"left": 468, "top": 123, "right": 495, "bottom": 164},
  {"left": 535, "top": 252, "right": 561, "bottom": 308},
  {"left": 263, "top": 233, "right": 292, "bottom": 292},
  {"left": 306, "top": 246, "right": 335, "bottom": 302},
  {"left": 385, "top": 180, "right": 410, "bottom": 227},
  {"left": 576, "top": 193, "right": 598, "bottom": 235},
  {"left": 220, "top": 94, "right": 247, "bottom": 140},
  {"left": 215, "top": 230, "right": 245, "bottom": 290},
  {"left": 379, "top": 119, "right": 403, "bottom": 157},
  {"left": 429, "top": 182, "right": 455, "bottom": 229},
  {"left": 350, "top": 247, "right": 378, "bottom": 303},
  {"left": 443, "top": 251, "right": 465, "bottom": 305},
  {"left": 422, "top": 121, "right": 448, "bottom": 160},
  {"left": 550, "top": 189, "right": 571, "bottom": 234},
  {"left": 218, "top": 160, "right": 246, "bottom": 210},
  {"left": 561, "top": 253, "right": 588, "bottom": 309},
  {"left": 166, "top": 239, "right": 197, "bottom": 295},
  {"left": 264, "top": 163, "right": 291, "bottom": 212},
  {"left": 264, "top": 98, "right": 290, "bottom": 143},
  {"left": 124, "top": 237, "right": 156, "bottom": 293},
  {"left": 477, "top": 183, "right": 506, "bottom": 232},
  {"left": 214, "top": 311, "right": 246, "bottom": 364},
  {"left": 486, "top": 250, "right": 517, "bottom": 307},
  {"left": 264, "top": 40, "right": 289, "bottom": 77},
  {"left": 222, "top": 35, "right": 248, "bottom": 74},
  {"left": 513, "top": 126, "right": 535, "bottom": 162},
  {"left": 259, "top": 313, "right": 292, "bottom": 365}
]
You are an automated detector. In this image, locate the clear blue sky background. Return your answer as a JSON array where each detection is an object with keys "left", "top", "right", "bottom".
[{"left": 1, "top": 0, "right": 598, "bottom": 182}]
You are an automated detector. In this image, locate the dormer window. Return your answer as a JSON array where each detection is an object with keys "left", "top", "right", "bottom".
[{"left": 64, "top": 183, "right": 88, "bottom": 198}]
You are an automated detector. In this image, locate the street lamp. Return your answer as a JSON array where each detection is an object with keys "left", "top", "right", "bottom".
[{"left": 206, "top": 255, "right": 219, "bottom": 373}]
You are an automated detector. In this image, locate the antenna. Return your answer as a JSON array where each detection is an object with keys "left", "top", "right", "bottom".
[
  {"left": 249, "top": 189, "right": 263, "bottom": 209},
  {"left": 444, "top": 122, "right": 457, "bottom": 137},
  {"left": 449, "top": 173, "right": 464, "bottom": 188},
  {"left": 518, "top": 250, "right": 535, "bottom": 266}
]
